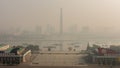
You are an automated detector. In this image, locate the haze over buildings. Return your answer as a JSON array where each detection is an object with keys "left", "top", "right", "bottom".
[{"left": 0, "top": 0, "right": 120, "bottom": 38}]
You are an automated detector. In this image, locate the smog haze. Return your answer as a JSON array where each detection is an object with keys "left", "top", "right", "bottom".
[{"left": 0, "top": 0, "right": 120, "bottom": 38}]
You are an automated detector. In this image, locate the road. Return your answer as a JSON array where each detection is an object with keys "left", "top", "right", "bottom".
[{"left": 0, "top": 64, "right": 120, "bottom": 68}]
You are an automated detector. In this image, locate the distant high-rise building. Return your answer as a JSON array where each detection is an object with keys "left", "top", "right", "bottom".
[
  {"left": 68, "top": 25, "right": 78, "bottom": 34},
  {"left": 46, "top": 24, "right": 55, "bottom": 35},
  {"left": 81, "top": 26, "right": 90, "bottom": 34},
  {"left": 35, "top": 26, "right": 42, "bottom": 35}
]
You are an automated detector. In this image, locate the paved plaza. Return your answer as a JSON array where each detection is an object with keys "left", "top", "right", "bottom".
[{"left": 31, "top": 54, "right": 87, "bottom": 66}]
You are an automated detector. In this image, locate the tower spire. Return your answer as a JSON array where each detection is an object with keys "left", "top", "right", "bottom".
[{"left": 60, "top": 8, "right": 63, "bottom": 34}]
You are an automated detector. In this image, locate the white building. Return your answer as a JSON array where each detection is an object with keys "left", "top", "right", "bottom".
[{"left": 0, "top": 44, "right": 10, "bottom": 51}]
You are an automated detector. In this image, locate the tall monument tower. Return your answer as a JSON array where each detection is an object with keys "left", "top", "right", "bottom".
[{"left": 60, "top": 8, "right": 63, "bottom": 35}]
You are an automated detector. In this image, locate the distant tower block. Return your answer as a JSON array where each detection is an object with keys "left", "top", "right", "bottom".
[{"left": 60, "top": 8, "right": 63, "bottom": 34}]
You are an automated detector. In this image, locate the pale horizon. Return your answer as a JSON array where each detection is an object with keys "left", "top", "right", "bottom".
[{"left": 0, "top": 0, "right": 120, "bottom": 37}]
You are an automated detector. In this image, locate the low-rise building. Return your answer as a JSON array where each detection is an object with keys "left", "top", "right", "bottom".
[
  {"left": 0, "top": 46, "right": 31, "bottom": 65},
  {"left": 0, "top": 44, "right": 9, "bottom": 51}
]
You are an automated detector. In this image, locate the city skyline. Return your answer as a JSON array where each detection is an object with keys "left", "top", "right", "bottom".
[{"left": 0, "top": 0, "right": 120, "bottom": 37}]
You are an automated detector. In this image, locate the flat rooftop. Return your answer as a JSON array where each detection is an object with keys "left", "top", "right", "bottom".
[{"left": 0, "top": 44, "right": 8, "bottom": 47}]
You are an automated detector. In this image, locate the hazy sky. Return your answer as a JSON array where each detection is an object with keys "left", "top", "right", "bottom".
[{"left": 1, "top": 0, "right": 120, "bottom": 35}]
